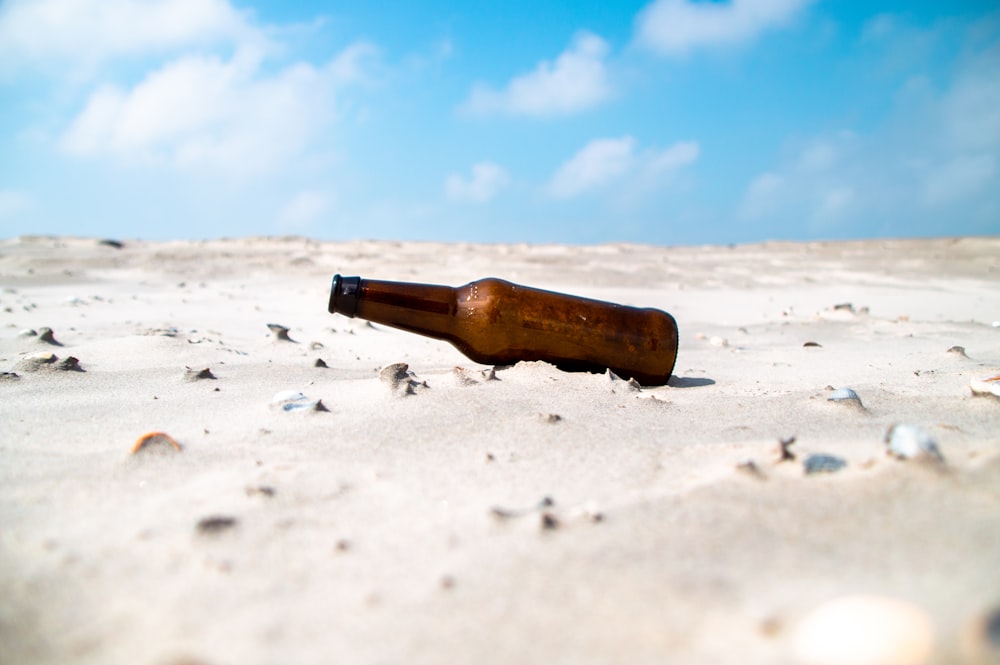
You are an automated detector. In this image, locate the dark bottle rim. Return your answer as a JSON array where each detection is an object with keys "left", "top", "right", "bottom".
[{"left": 329, "top": 274, "right": 362, "bottom": 317}]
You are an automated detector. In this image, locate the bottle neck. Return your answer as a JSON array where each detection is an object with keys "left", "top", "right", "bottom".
[{"left": 329, "top": 275, "right": 457, "bottom": 340}]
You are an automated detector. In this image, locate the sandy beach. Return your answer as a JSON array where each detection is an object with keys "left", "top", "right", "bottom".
[{"left": 1, "top": 235, "right": 998, "bottom": 665}]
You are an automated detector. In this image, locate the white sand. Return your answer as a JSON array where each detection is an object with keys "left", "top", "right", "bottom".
[{"left": 1, "top": 235, "right": 998, "bottom": 665}]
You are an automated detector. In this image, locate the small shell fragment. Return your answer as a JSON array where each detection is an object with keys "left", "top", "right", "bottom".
[
  {"left": 607, "top": 369, "right": 641, "bottom": 393},
  {"left": 132, "top": 431, "right": 183, "bottom": 454},
  {"left": 804, "top": 454, "right": 847, "bottom": 475},
  {"left": 380, "top": 362, "right": 427, "bottom": 395},
  {"left": 970, "top": 374, "right": 1000, "bottom": 398},
  {"left": 184, "top": 366, "right": 216, "bottom": 381},
  {"left": 267, "top": 323, "right": 294, "bottom": 342},
  {"left": 777, "top": 436, "right": 797, "bottom": 462},
  {"left": 37, "top": 327, "right": 62, "bottom": 345},
  {"left": 885, "top": 424, "right": 944, "bottom": 464},
  {"left": 270, "top": 390, "right": 327, "bottom": 413}
]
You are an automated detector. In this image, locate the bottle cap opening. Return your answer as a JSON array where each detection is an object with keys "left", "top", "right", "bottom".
[{"left": 329, "top": 274, "right": 361, "bottom": 317}]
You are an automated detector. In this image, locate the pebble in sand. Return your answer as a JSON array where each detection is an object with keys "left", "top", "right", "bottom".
[{"left": 804, "top": 454, "right": 848, "bottom": 475}]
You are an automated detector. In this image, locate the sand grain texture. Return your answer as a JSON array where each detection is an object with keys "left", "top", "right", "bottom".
[{"left": 1, "top": 235, "right": 999, "bottom": 664}]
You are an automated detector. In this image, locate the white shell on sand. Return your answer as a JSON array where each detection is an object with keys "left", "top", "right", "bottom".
[
  {"left": 271, "top": 390, "right": 324, "bottom": 412},
  {"left": 885, "top": 424, "right": 944, "bottom": 463},
  {"left": 970, "top": 374, "right": 1000, "bottom": 398},
  {"left": 793, "top": 594, "right": 934, "bottom": 665},
  {"left": 828, "top": 387, "right": 862, "bottom": 403}
]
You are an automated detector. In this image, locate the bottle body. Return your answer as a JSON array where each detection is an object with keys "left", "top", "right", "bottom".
[{"left": 328, "top": 274, "right": 678, "bottom": 386}]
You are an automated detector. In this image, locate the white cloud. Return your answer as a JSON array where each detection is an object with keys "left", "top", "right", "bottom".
[
  {"left": 738, "top": 43, "right": 1000, "bottom": 232},
  {"left": 445, "top": 162, "right": 510, "bottom": 203},
  {"left": 0, "top": 0, "right": 257, "bottom": 76},
  {"left": 548, "top": 137, "right": 636, "bottom": 198},
  {"left": 741, "top": 172, "right": 784, "bottom": 218},
  {"left": 0, "top": 190, "right": 32, "bottom": 220},
  {"left": 634, "top": 0, "right": 811, "bottom": 55},
  {"left": 276, "top": 190, "right": 330, "bottom": 230},
  {"left": 548, "top": 136, "right": 699, "bottom": 199},
  {"left": 646, "top": 140, "right": 701, "bottom": 175},
  {"left": 59, "top": 43, "right": 374, "bottom": 176},
  {"left": 460, "top": 32, "right": 612, "bottom": 116},
  {"left": 922, "top": 154, "right": 996, "bottom": 206}
]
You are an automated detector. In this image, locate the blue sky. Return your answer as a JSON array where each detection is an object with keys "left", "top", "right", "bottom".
[{"left": 1, "top": 0, "right": 998, "bottom": 245}]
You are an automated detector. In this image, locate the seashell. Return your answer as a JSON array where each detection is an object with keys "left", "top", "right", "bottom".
[
  {"left": 16, "top": 352, "right": 83, "bottom": 372},
  {"left": 885, "top": 424, "right": 944, "bottom": 464},
  {"left": 827, "top": 387, "right": 865, "bottom": 410},
  {"left": 608, "top": 369, "right": 641, "bottom": 393},
  {"left": 271, "top": 390, "right": 327, "bottom": 412},
  {"left": 380, "top": 362, "right": 427, "bottom": 395},
  {"left": 313, "top": 358, "right": 328, "bottom": 368},
  {"left": 379, "top": 363, "right": 411, "bottom": 387},
  {"left": 947, "top": 345, "right": 968, "bottom": 357},
  {"left": 17, "top": 328, "right": 37, "bottom": 338},
  {"left": 828, "top": 387, "right": 861, "bottom": 402},
  {"left": 1, "top": 371, "right": 21, "bottom": 382},
  {"left": 969, "top": 374, "right": 1000, "bottom": 398},
  {"left": 453, "top": 366, "right": 481, "bottom": 386},
  {"left": 793, "top": 594, "right": 934, "bottom": 665},
  {"left": 804, "top": 454, "right": 847, "bottom": 475},
  {"left": 709, "top": 335, "right": 728, "bottom": 347},
  {"left": 131, "top": 431, "right": 183, "bottom": 454},
  {"left": 16, "top": 351, "right": 56, "bottom": 371},
  {"left": 803, "top": 341, "right": 822, "bottom": 348}
]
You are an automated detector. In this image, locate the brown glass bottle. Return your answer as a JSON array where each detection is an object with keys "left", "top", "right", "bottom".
[{"left": 328, "top": 274, "right": 679, "bottom": 386}]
